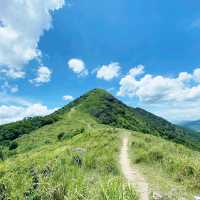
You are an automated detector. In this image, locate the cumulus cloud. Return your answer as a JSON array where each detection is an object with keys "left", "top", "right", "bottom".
[
  {"left": 0, "top": 103, "right": 57, "bottom": 125},
  {"left": 30, "top": 66, "right": 52, "bottom": 86},
  {"left": 1, "top": 81, "right": 18, "bottom": 93},
  {"left": 0, "top": 91, "right": 57, "bottom": 124},
  {"left": 193, "top": 68, "right": 200, "bottom": 82},
  {"left": 68, "top": 58, "right": 88, "bottom": 77},
  {"left": 129, "top": 65, "right": 144, "bottom": 77},
  {"left": 118, "top": 65, "right": 200, "bottom": 103},
  {"left": 178, "top": 72, "right": 192, "bottom": 82},
  {"left": 63, "top": 95, "right": 74, "bottom": 101},
  {"left": 0, "top": 0, "right": 65, "bottom": 78},
  {"left": 96, "top": 62, "right": 121, "bottom": 81},
  {"left": 0, "top": 67, "right": 26, "bottom": 79},
  {"left": 118, "top": 66, "right": 200, "bottom": 121},
  {"left": 146, "top": 101, "right": 200, "bottom": 122}
]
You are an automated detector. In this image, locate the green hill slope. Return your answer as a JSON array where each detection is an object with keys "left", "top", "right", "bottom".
[
  {"left": 57, "top": 88, "right": 200, "bottom": 149},
  {"left": 129, "top": 131, "right": 200, "bottom": 198},
  {"left": 0, "top": 88, "right": 200, "bottom": 199},
  {"left": 0, "top": 109, "right": 138, "bottom": 199},
  {"left": 0, "top": 88, "right": 199, "bottom": 150}
]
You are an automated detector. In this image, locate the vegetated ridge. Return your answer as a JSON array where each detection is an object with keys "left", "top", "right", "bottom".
[
  {"left": 58, "top": 88, "right": 200, "bottom": 149},
  {"left": 0, "top": 88, "right": 200, "bottom": 199},
  {"left": 0, "top": 88, "right": 199, "bottom": 150}
]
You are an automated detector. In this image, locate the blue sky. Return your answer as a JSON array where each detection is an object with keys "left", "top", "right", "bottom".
[{"left": 1, "top": 0, "right": 200, "bottom": 124}]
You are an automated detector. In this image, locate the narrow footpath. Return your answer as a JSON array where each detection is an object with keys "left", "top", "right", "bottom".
[{"left": 120, "top": 135, "right": 149, "bottom": 200}]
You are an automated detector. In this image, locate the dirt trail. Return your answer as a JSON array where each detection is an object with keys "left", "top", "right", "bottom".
[{"left": 120, "top": 135, "right": 149, "bottom": 200}]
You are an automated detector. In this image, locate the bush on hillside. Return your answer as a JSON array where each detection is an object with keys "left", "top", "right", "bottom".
[
  {"left": 57, "top": 129, "right": 85, "bottom": 141},
  {"left": 0, "top": 115, "right": 59, "bottom": 146},
  {"left": 0, "top": 150, "right": 4, "bottom": 161},
  {"left": 74, "top": 128, "right": 85, "bottom": 134},
  {"left": 72, "top": 155, "right": 82, "bottom": 167},
  {"left": 148, "top": 149, "right": 164, "bottom": 162},
  {"left": 134, "top": 150, "right": 148, "bottom": 164},
  {"left": 9, "top": 141, "right": 18, "bottom": 150},
  {"left": 57, "top": 132, "right": 65, "bottom": 141},
  {"left": 0, "top": 183, "right": 7, "bottom": 200}
]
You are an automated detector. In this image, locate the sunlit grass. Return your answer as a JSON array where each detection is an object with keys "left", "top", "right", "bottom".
[
  {"left": 0, "top": 110, "right": 138, "bottom": 199},
  {"left": 129, "top": 132, "right": 200, "bottom": 199}
]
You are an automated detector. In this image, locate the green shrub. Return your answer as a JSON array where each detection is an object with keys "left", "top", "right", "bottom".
[
  {"left": 194, "top": 171, "right": 200, "bottom": 189},
  {"left": 57, "top": 132, "right": 65, "bottom": 141},
  {"left": 0, "top": 115, "right": 59, "bottom": 145},
  {"left": 181, "top": 165, "right": 195, "bottom": 177},
  {"left": 103, "top": 160, "right": 118, "bottom": 175},
  {"left": 44, "top": 140, "right": 51, "bottom": 144},
  {"left": 131, "top": 141, "right": 146, "bottom": 149},
  {"left": 144, "top": 136, "right": 152, "bottom": 143},
  {"left": 134, "top": 150, "right": 148, "bottom": 163},
  {"left": 0, "top": 150, "right": 4, "bottom": 161},
  {"left": 57, "top": 129, "right": 85, "bottom": 141},
  {"left": 9, "top": 141, "right": 18, "bottom": 150},
  {"left": 0, "top": 183, "right": 7, "bottom": 200},
  {"left": 73, "top": 128, "right": 85, "bottom": 134},
  {"left": 84, "top": 154, "right": 97, "bottom": 169},
  {"left": 72, "top": 155, "right": 82, "bottom": 167},
  {"left": 148, "top": 149, "right": 164, "bottom": 162}
]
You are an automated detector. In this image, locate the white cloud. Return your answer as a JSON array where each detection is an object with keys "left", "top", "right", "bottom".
[
  {"left": 129, "top": 64, "right": 144, "bottom": 77},
  {"left": 178, "top": 72, "right": 192, "bottom": 82},
  {"left": 0, "top": 0, "right": 65, "bottom": 78},
  {"left": 0, "top": 92, "right": 32, "bottom": 107},
  {"left": 96, "top": 62, "right": 121, "bottom": 81},
  {"left": 143, "top": 101, "right": 200, "bottom": 122},
  {"left": 0, "top": 87, "right": 58, "bottom": 124},
  {"left": 68, "top": 58, "right": 88, "bottom": 77},
  {"left": 63, "top": 95, "right": 74, "bottom": 101},
  {"left": 193, "top": 68, "right": 200, "bottom": 82},
  {"left": 118, "top": 66, "right": 200, "bottom": 121},
  {"left": 30, "top": 66, "right": 52, "bottom": 86},
  {"left": 0, "top": 103, "right": 57, "bottom": 125},
  {"left": 10, "top": 86, "right": 18, "bottom": 93},
  {"left": 1, "top": 81, "right": 18, "bottom": 93},
  {"left": 118, "top": 66, "right": 200, "bottom": 103},
  {"left": 0, "top": 67, "right": 26, "bottom": 79}
]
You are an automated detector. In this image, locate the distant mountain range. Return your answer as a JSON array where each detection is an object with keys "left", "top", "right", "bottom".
[{"left": 180, "top": 120, "right": 200, "bottom": 132}]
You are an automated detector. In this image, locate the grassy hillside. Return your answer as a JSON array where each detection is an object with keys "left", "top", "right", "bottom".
[
  {"left": 0, "top": 108, "right": 199, "bottom": 199},
  {"left": 60, "top": 88, "right": 200, "bottom": 150},
  {"left": 0, "top": 109, "right": 137, "bottom": 199},
  {"left": 0, "top": 88, "right": 199, "bottom": 153},
  {"left": 0, "top": 115, "right": 59, "bottom": 146},
  {"left": 129, "top": 131, "right": 200, "bottom": 199},
  {"left": 0, "top": 89, "right": 200, "bottom": 199}
]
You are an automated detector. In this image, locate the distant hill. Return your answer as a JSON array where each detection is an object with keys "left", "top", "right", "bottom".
[
  {"left": 0, "top": 88, "right": 200, "bottom": 150},
  {"left": 180, "top": 120, "right": 200, "bottom": 132}
]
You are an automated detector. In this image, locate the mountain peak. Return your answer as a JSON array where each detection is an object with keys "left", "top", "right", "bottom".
[
  {"left": 1, "top": 88, "right": 199, "bottom": 151},
  {"left": 60, "top": 88, "right": 199, "bottom": 149},
  {"left": 85, "top": 88, "right": 113, "bottom": 97}
]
